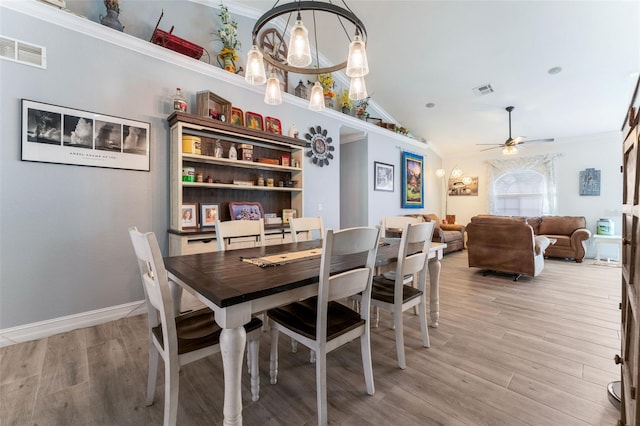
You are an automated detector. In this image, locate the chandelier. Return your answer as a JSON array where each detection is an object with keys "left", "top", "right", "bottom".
[{"left": 244, "top": 0, "right": 369, "bottom": 110}]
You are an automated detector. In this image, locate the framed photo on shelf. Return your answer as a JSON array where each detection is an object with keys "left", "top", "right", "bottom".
[
  {"left": 21, "top": 99, "right": 150, "bottom": 171},
  {"left": 401, "top": 151, "right": 424, "bottom": 208},
  {"left": 282, "top": 208, "right": 297, "bottom": 224},
  {"left": 245, "top": 111, "right": 263, "bottom": 131},
  {"left": 374, "top": 161, "right": 394, "bottom": 192},
  {"left": 181, "top": 203, "right": 198, "bottom": 229},
  {"left": 265, "top": 116, "right": 282, "bottom": 135},
  {"left": 229, "top": 201, "right": 264, "bottom": 220},
  {"left": 200, "top": 203, "right": 220, "bottom": 227},
  {"left": 230, "top": 107, "right": 244, "bottom": 126}
]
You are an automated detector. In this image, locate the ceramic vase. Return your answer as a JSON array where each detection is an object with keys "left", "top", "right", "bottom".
[{"left": 100, "top": 9, "right": 124, "bottom": 32}]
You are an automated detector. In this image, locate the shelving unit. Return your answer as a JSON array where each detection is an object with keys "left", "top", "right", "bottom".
[{"left": 167, "top": 112, "right": 305, "bottom": 255}]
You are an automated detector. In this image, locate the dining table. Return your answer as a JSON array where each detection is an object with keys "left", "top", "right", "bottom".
[{"left": 164, "top": 238, "right": 446, "bottom": 426}]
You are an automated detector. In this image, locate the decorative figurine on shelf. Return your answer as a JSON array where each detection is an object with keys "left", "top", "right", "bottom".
[
  {"left": 228, "top": 143, "right": 237, "bottom": 160},
  {"left": 288, "top": 124, "right": 299, "bottom": 139},
  {"left": 216, "top": 4, "right": 241, "bottom": 74},
  {"left": 214, "top": 140, "right": 223, "bottom": 158},
  {"left": 294, "top": 80, "right": 308, "bottom": 100},
  {"left": 172, "top": 88, "right": 187, "bottom": 112},
  {"left": 100, "top": 0, "right": 124, "bottom": 32}
]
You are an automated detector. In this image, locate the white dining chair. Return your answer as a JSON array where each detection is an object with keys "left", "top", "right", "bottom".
[
  {"left": 128, "top": 227, "right": 262, "bottom": 426},
  {"left": 267, "top": 226, "right": 381, "bottom": 425},
  {"left": 380, "top": 215, "right": 422, "bottom": 238},
  {"left": 215, "top": 218, "right": 265, "bottom": 251},
  {"left": 364, "top": 221, "right": 435, "bottom": 369},
  {"left": 289, "top": 216, "right": 325, "bottom": 242}
]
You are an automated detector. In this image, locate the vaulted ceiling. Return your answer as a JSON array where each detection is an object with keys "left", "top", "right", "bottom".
[{"left": 231, "top": 1, "right": 640, "bottom": 158}]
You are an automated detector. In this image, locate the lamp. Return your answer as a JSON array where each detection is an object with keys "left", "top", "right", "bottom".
[
  {"left": 246, "top": 1, "right": 369, "bottom": 109},
  {"left": 264, "top": 71, "right": 283, "bottom": 105},
  {"left": 501, "top": 145, "right": 519, "bottom": 155},
  {"left": 435, "top": 166, "right": 464, "bottom": 221},
  {"left": 245, "top": 45, "right": 267, "bottom": 85}
]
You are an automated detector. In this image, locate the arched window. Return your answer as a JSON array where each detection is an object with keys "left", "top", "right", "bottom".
[{"left": 487, "top": 154, "right": 559, "bottom": 216}]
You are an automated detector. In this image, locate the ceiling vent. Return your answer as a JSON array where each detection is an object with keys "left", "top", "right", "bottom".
[
  {"left": 0, "top": 36, "right": 46, "bottom": 69},
  {"left": 472, "top": 84, "right": 494, "bottom": 96}
]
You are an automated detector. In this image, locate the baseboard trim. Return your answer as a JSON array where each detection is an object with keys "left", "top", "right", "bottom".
[{"left": 0, "top": 300, "right": 147, "bottom": 347}]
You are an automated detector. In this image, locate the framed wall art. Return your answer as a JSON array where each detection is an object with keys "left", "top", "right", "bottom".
[
  {"left": 448, "top": 176, "right": 478, "bottom": 196},
  {"left": 181, "top": 203, "right": 198, "bottom": 229},
  {"left": 22, "top": 99, "right": 150, "bottom": 171},
  {"left": 230, "top": 107, "right": 244, "bottom": 126},
  {"left": 265, "top": 116, "right": 282, "bottom": 135},
  {"left": 579, "top": 168, "right": 601, "bottom": 196},
  {"left": 374, "top": 161, "right": 394, "bottom": 192},
  {"left": 229, "top": 201, "right": 264, "bottom": 220},
  {"left": 401, "top": 151, "right": 424, "bottom": 208},
  {"left": 200, "top": 203, "right": 220, "bottom": 228},
  {"left": 245, "top": 111, "right": 263, "bottom": 131}
]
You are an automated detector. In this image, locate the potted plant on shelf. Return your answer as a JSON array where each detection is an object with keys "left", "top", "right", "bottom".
[
  {"left": 340, "top": 89, "right": 353, "bottom": 115},
  {"left": 216, "top": 3, "right": 241, "bottom": 73},
  {"left": 318, "top": 73, "right": 335, "bottom": 109},
  {"left": 356, "top": 96, "right": 371, "bottom": 120}
]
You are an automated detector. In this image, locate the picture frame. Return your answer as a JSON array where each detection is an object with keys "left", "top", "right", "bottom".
[
  {"left": 196, "top": 91, "right": 231, "bottom": 123},
  {"left": 22, "top": 99, "right": 150, "bottom": 171},
  {"left": 230, "top": 107, "right": 244, "bottom": 126},
  {"left": 200, "top": 203, "right": 220, "bottom": 228},
  {"left": 448, "top": 176, "right": 479, "bottom": 196},
  {"left": 245, "top": 111, "right": 263, "bottom": 131},
  {"left": 374, "top": 161, "right": 394, "bottom": 192},
  {"left": 401, "top": 151, "right": 424, "bottom": 208},
  {"left": 579, "top": 168, "right": 601, "bottom": 196},
  {"left": 229, "top": 201, "right": 264, "bottom": 220},
  {"left": 282, "top": 208, "right": 297, "bottom": 224},
  {"left": 181, "top": 203, "right": 198, "bottom": 229},
  {"left": 265, "top": 116, "right": 282, "bottom": 135}
]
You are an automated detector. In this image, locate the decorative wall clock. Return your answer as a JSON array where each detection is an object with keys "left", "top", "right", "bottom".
[{"left": 305, "top": 125, "right": 334, "bottom": 167}]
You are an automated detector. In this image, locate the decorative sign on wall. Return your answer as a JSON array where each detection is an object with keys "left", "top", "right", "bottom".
[
  {"left": 304, "top": 125, "right": 334, "bottom": 167},
  {"left": 21, "top": 99, "right": 150, "bottom": 171},
  {"left": 448, "top": 176, "right": 479, "bottom": 196},
  {"left": 579, "top": 168, "right": 601, "bottom": 196},
  {"left": 401, "top": 151, "right": 424, "bottom": 208}
]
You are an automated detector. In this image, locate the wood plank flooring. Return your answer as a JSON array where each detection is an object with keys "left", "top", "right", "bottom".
[{"left": 0, "top": 252, "right": 622, "bottom": 425}]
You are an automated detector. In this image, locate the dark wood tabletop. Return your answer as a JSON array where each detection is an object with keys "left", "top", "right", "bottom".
[{"left": 164, "top": 240, "right": 406, "bottom": 308}]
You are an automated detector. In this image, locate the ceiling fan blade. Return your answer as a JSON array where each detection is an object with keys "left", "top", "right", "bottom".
[
  {"left": 475, "top": 143, "right": 504, "bottom": 146},
  {"left": 524, "top": 138, "right": 555, "bottom": 144},
  {"left": 479, "top": 146, "right": 502, "bottom": 152}
]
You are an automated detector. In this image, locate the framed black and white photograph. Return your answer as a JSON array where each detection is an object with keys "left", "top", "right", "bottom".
[
  {"left": 22, "top": 99, "right": 150, "bottom": 171},
  {"left": 200, "top": 203, "right": 220, "bottom": 228},
  {"left": 374, "top": 161, "right": 394, "bottom": 192}
]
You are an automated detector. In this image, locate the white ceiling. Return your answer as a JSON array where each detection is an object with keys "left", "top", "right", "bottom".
[{"left": 230, "top": 1, "right": 639, "bottom": 158}]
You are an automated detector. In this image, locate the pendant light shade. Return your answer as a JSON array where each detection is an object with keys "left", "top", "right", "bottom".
[
  {"left": 346, "top": 33, "right": 369, "bottom": 77},
  {"left": 348, "top": 76, "right": 367, "bottom": 101},
  {"left": 287, "top": 17, "right": 312, "bottom": 67},
  {"left": 264, "top": 73, "right": 282, "bottom": 105},
  {"left": 309, "top": 82, "right": 325, "bottom": 111},
  {"left": 501, "top": 146, "right": 519, "bottom": 155},
  {"left": 245, "top": 45, "right": 267, "bottom": 85}
]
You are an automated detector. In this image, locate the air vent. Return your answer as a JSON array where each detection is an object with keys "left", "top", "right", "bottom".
[
  {"left": 0, "top": 36, "right": 46, "bottom": 69},
  {"left": 472, "top": 84, "right": 494, "bottom": 96}
]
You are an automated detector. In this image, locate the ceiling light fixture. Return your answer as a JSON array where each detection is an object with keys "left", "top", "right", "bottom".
[
  {"left": 501, "top": 145, "right": 519, "bottom": 155},
  {"left": 245, "top": 1, "right": 369, "bottom": 110},
  {"left": 547, "top": 66, "right": 562, "bottom": 75}
]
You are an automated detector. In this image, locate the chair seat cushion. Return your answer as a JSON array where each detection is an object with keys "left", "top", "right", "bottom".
[
  {"left": 152, "top": 308, "right": 262, "bottom": 354},
  {"left": 267, "top": 297, "right": 364, "bottom": 341},
  {"left": 371, "top": 276, "right": 423, "bottom": 304}
]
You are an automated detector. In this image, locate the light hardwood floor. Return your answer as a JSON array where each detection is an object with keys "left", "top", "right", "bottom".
[{"left": 0, "top": 251, "right": 621, "bottom": 425}]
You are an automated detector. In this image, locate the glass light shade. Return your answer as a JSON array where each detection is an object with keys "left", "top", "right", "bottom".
[
  {"left": 348, "top": 76, "right": 368, "bottom": 100},
  {"left": 287, "top": 20, "right": 312, "bottom": 67},
  {"left": 501, "top": 146, "right": 519, "bottom": 155},
  {"left": 264, "top": 73, "right": 282, "bottom": 105},
  {"left": 451, "top": 168, "right": 463, "bottom": 178},
  {"left": 245, "top": 46, "right": 266, "bottom": 85},
  {"left": 435, "top": 169, "right": 446, "bottom": 178},
  {"left": 309, "top": 82, "right": 325, "bottom": 111},
  {"left": 346, "top": 34, "right": 369, "bottom": 77}
]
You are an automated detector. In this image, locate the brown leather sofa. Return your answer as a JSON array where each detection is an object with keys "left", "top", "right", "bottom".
[
  {"left": 466, "top": 215, "right": 551, "bottom": 280},
  {"left": 405, "top": 213, "right": 465, "bottom": 254},
  {"left": 526, "top": 216, "right": 591, "bottom": 262}
]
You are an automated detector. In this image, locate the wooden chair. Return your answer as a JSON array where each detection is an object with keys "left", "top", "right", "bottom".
[
  {"left": 369, "top": 221, "right": 435, "bottom": 369},
  {"left": 380, "top": 215, "right": 421, "bottom": 238},
  {"left": 289, "top": 216, "right": 325, "bottom": 242},
  {"left": 267, "top": 226, "right": 381, "bottom": 425},
  {"left": 128, "top": 227, "right": 262, "bottom": 426},
  {"left": 215, "top": 218, "right": 265, "bottom": 251}
]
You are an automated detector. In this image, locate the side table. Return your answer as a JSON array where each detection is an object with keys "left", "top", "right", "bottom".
[{"left": 593, "top": 234, "right": 622, "bottom": 266}]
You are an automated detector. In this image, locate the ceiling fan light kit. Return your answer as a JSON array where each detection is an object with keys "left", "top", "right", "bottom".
[
  {"left": 245, "top": 0, "right": 369, "bottom": 110},
  {"left": 477, "top": 106, "right": 555, "bottom": 155}
]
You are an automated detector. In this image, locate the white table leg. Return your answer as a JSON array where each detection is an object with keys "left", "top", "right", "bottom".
[
  {"left": 595, "top": 240, "right": 602, "bottom": 262},
  {"left": 220, "top": 326, "right": 246, "bottom": 426},
  {"left": 428, "top": 257, "right": 441, "bottom": 328}
]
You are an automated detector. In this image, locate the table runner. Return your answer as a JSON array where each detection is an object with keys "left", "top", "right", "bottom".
[{"left": 242, "top": 248, "right": 322, "bottom": 267}]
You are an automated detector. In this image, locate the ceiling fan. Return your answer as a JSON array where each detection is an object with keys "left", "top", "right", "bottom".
[{"left": 477, "top": 106, "right": 554, "bottom": 154}]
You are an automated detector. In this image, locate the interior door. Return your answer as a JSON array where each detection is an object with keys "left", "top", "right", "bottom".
[{"left": 620, "top": 78, "right": 640, "bottom": 426}]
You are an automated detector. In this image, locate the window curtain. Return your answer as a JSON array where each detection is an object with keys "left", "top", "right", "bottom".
[{"left": 486, "top": 154, "right": 560, "bottom": 215}]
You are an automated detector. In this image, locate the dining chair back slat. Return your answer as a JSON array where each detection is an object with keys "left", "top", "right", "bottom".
[
  {"left": 289, "top": 216, "right": 325, "bottom": 242},
  {"left": 215, "top": 218, "right": 265, "bottom": 251}
]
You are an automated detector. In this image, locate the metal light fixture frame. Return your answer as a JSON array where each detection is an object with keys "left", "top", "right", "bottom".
[{"left": 250, "top": 1, "right": 368, "bottom": 75}]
